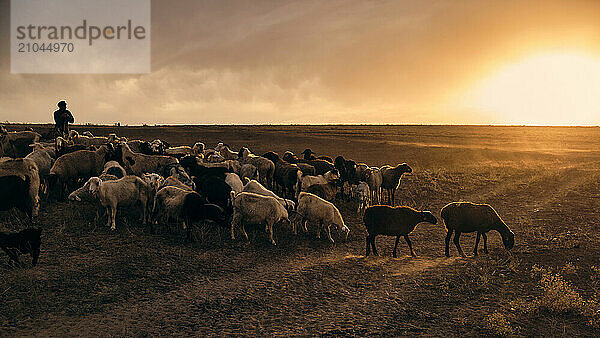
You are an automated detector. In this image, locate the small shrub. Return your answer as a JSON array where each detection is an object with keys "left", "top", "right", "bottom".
[{"left": 485, "top": 311, "right": 516, "bottom": 336}]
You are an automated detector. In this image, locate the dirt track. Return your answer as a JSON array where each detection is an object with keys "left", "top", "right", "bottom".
[{"left": 1, "top": 125, "right": 600, "bottom": 336}]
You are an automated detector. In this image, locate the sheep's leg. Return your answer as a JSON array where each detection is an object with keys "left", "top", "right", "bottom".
[
  {"left": 231, "top": 214, "right": 239, "bottom": 240},
  {"left": 110, "top": 206, "right": 117, "bottom": 231},
  {"left": 445, "top": 230, "right": 453, "bottom": 257},
  {"left": 303, "top": 219, "right": 308, "bottom": 233},
  {"left": 453, "top": 231, "right": 465, "bottom": 257},
  {"left": 268, "top": 221, "right": 276, "bottom": 246},
  {"left": 404, "top": 235, "right": 415, "bottom": 257},
  {"left": 365, "top": 235, "right": 371, "bottom": 256},
  {"left": 482, "top": 233, "right": 488, "bottom": 253},
  {"left": 393, "top": 235, "right": 401, "bottom": 258},
  {"left": 371, "top": 235, "right": 378, "bottom": 256},
  {"left": 474, "top": 232, "right": 481, "bottom": 256},
  {"left": 326, "top": 224, "right": 334, "bottom": 244},
  {"left": 316, "top": 221, "right": 322, "bottom": 239},
  {"left": 140, "top": 202, "right": 147, "bottom": 225}
]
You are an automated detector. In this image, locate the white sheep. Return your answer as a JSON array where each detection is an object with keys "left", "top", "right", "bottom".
[
  {"left": 151, "top": 185, "right": 191, "bottom": 233},
  {"left": 239, "top": 147, "right": 275, "bottom": 189},
  {"left": 296, "top": 192, "right": 349, "bottom": 243},
  {"left": 88, "top": 175, "right": 151, "bottom": 230},
  {"left": 300, "top": 170, "right": 339, "bottom": 191},
  {"left": 231, "top": 192, "right": 289, "bottom": 245},
  {"left": 120, "top": 142, "right": 178, "bottom": 176},
  {"left": 68, "top": 130, "right": 108, "bottom": 147},
  {"left": 165, "top": 146, "right": 193, "bottom": 157},
  {"left": 354, "top": 182, "right": 370, "bottom": 214},
  {"left": 25, "top": 143, "right": 54, "bottom": 195},
  {"left": 242, "top": 180, "right": 295, "bottom": 210},
  {"left": 364, "top": 167, "right": 383, "bottom": 204},
  {"left": 68, "top": 173, "right": 119, "bottom": 202}
]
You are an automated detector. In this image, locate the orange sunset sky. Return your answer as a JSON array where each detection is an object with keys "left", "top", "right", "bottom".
[{"left": 0, "top": 0, "right": 599, "bottom": 125}]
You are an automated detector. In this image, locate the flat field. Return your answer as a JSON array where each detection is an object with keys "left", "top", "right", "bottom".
[{"left": 1, "top": 124, "right": 600, "bottom": 336}]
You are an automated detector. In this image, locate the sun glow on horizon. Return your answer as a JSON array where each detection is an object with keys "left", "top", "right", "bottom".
[{"left": 463, "top": 52, "right": 600, "bottom": 126}]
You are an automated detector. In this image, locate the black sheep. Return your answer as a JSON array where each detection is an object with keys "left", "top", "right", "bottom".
[
  {"left": 0, "top": 228, "right": 42, "bottom": 267},
  {"left": 363, "top": 205, "right": 437, "bottom": 258},
  {"left": 193, "top": 176, "right": 232, "bottom": 211},
  {"left": 0, "top": 175, "right": 36, "bottom": 220},
  {"left": 181, "top": 192, "right": 228, "bottom": 242}
]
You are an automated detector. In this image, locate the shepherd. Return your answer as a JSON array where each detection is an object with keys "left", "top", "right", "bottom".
[{"left": 53, "top": 100, "right": 74, "bottom": 137}]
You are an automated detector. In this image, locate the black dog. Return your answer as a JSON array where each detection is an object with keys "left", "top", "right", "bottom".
[{"left": 0, "top": 228, "right": 42, "bottom": 267}]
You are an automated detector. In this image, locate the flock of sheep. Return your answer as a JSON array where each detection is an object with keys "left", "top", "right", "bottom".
[{"left": 0, "top": 126, "right": 515, "bottom": 266}]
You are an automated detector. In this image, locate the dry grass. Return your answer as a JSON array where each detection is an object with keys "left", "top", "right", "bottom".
[{"left": 1, "top": 124, "right": 600, "bottom": 335}]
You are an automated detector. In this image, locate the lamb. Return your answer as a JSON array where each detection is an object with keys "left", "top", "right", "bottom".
[
  {"left": 68, "top": 173, "right": 119, "bottom": 202},
  {"left": 363, "top": 205, "right": 437, "bottom": 257},
  {"left": 119, "top": 142, "right": 178, "bottom": 176},
  {"left": 364, "top": 167, "right": 383, "bottom": 204},
  {"left": 25, "top": 143, "right": 54, "bottom": 195},
  {"left": 301, "top": 170, "right": 339, "bottom": 191},
  {"left": 239, "top": 163, "right": 259, "bottom": 182},
  {"left": 296, "top": 192, "right": 349, "bottom": 243},
  {"left": 354, "top": 182, "right": 370, "bottom": 214},
  {"left": 88, "top": 175, "right": 151, "bottom": 230},
  {"left": 48, "top": 145, "right": 113, "bottom": 200},
  {"left": 68, "top": 130, "right": 108, "bottom": 147},
  {"left": 151, "top": 185, "right": 191, "bottom": 234},
  {"left": 238, "top": 147, "right": 275, "bottom": 188},
  {"left": 181, "top": 192, "right": 228, "bottom": 242},
  {"left": 231, "top": 192, "right": 289, "bottom": 245},
  {"left": 242, "top": 180, "right": 295, "bottom": 211},
  {"left": 225, "top": 173, "right": 243, "bottom": 195},
  {"left": 440, "top": 202, "right": 515, "bottom": 257},
  {"left": 0, "top": 158, "right": 40, "bottom": 218},
  {"left": 102, "top": 161, "right": 126, "bottom": 179},
  {"left": 380, "top": 163, "right": 412, "bottom": 206}
]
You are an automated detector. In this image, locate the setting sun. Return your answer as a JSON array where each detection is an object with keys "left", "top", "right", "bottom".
[{"left": 464, "top": 52, "right": 600, "bottom": 126}]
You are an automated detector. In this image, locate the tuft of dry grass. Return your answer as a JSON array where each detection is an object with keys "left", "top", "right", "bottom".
[{"left": 485, "top": 311, "right": 517, "bottom": 336}]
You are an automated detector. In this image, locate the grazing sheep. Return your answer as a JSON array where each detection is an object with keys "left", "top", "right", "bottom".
[
  {"left": 181, "top": 192, "right": 228, "bottom": 242},
  {"left": 242, "top": 180, "right": 295, "bottom": 211},
  {"left": 380, "top": 163, "right": 412, "bottom": 206},
  {"left": 296, "top": 192, "right": 349, "bottom": 243},
  {"left": 48, "top": 145, "right": 113, "bottom": 200},
  {"left": 0, "top": 228, "right": 42, "bottom": 267},
  {"left": 151, "top": 185, "right": 191, "bottom": 234},
  {"left": 225, "top": 173, "right": 243, "bottom": 195},
  {"left": 25, "top": 143, "right": 54, "bottom": 195},
  {"left": 119, "top": 142, "right": 178, "bottom": 176},
  {"left": 231, "top": 192, "right": 289, "bottom": 245},
  {"left": 440, "top": 202, "right": 515, "bottom": 257},
  {"left": 363, "top": 205, "right": 437, "bottom": 257},
  {"left": 102, "top": 161, "right": 126, "bottom": 179},
  {"left": 354, "top": 182, "right": 370, "bottom": 214},
  {"left": 301, "top": 170, "right": 339, "bottom": 191},
  {"left": 88, "top": 175, "right": 151, "bottom": 230},
  {"left": 239, "top": 163, "right": 259, "bottom": 182},
  {"left": 364, "top": 167, "right": 383, "bottom": 205},
  {"left": 68, "top": 173, "right": 119, "bottom": 202},
  {"left": 238, "top": 147, "right": 275, "bottom": 189}
]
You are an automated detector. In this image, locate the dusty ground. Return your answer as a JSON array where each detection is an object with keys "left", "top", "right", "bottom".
[{"left": 1, "top": 124, "right": 600, "bottom": 336}]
